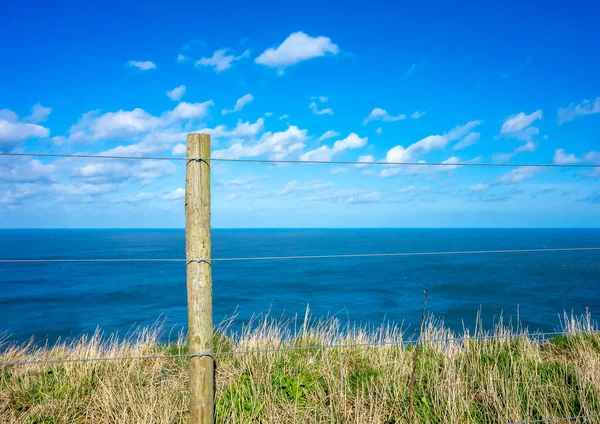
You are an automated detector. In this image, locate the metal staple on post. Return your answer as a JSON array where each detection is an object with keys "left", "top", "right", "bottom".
[{"left": 185, "top": 133, "right": 214, "bottom": 424}]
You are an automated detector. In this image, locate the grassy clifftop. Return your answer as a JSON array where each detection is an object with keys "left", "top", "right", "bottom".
[{"left": 1, "top": 312, "right": 599, "bottom": 423}]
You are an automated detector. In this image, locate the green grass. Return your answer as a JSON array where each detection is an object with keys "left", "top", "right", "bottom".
[{"left": 1, "top": 311, "right": 599, "bottom": 423}]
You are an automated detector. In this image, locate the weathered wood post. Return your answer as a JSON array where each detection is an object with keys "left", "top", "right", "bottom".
[{"left": 185, "top": 133, "right": 214, "bottom": 424}]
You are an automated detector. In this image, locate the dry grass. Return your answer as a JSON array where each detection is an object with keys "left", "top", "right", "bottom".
[{"left": 1, "top": 310, "right": 599, "bottom": 423}]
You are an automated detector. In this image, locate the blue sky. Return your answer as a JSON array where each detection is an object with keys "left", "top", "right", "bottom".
[{"left": 1, "top": 0, "right": 599, "bottom": 228}]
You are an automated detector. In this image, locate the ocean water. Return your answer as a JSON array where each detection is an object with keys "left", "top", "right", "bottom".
[{"left": 0, "top": 228, "right": 599, "bottom": 344}]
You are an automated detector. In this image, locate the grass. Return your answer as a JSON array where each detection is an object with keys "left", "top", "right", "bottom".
[{"left": 1, "top": 310, "right": 599, "bottom": 423}]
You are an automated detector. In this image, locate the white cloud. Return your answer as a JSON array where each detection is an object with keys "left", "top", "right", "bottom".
[
  {"left": 166, "top": 85, "right": 186, "bottom": 101},
  {"left": 363, "top": 108, "right": 406, "bottom": 125},
  {"left": 398, "top": 185, "right": 417, "bottom": 193},
  {"left": 163, "top": 188, "right": 185, "bottom": 200},
  {"left": 411, "top": 111, "right": 426, "bottom": 119},
  {"left": 279, "top": 180, "right": 333, "bottom": 195},
  {"left": 553, "top": 149, "right": 581, "bottom": 165},
  {"left": 166, "top": 101, "right": 214, "bottom": 121},
  {"left": 498, "top": 110, "right": 542, "bottom": 141},
  {"left": 177, "top": 54, "right": 188, "bottom": 62},
  {"left": 222, "top": 94, "right": 254, "bottom": 115},
  {"left": 205, "top": 118, "right": 264, "bottom": 140},
  {"left": 346, "top": 191, "right": 381, "bottom": 204},
  {"left": 375, "top": 127, "right": 383, "bottom": 136},
  {"left": 309, "top": 101, "right": 333, "bottom": 116},
  {"left": 495, "top": 166, "right": 540, "bottom": 184},
  {"left": 453, "top": 132, "right": 480, "bottom": 150},
  {"left": 585, "top": 151, "right": 600, "bottom": 162},
  {"left": 279, "top": 114, "right": 289, "bottom": 120},
  {"left": 355, "top": 154, "right": 375, "bottom": 168},
  {"left": 126, "top": 60, "right": 156, "bottom": 71},
  {"left": 552, "top": 149, "right": 600, "bottom": 165},
  {"left": 395, "top": 155, "right": 466, "bottom": 176},
  {"left": 493, "top": 141, "right": 536, "bottom": 162},
  {"left": 196, "top": 49, "right": 249, "bottom": 72},
  {"left": 52, "top": 183, "right": 116, "bottom": 197},
  {"left": 212, "top": 125, "right": 307, "bottom": 160},
  {"left": 330, "top": 167, "right": 349, "bottom": 175},
  {"left": 0, "top": 108, "right": 50, "bottom": 146},
  {"left": 264, "top": 112, "right": 273, "bottom": 117},
  {"left": 68, "top": 101, "right": 214, "bottom": 143},
  {"left": 300, "top": 133, "right": 367, "bottom": 162},
  {"left": 0, "top": 157, "right": 56, "bottom": 182},
  {"left": 289, "top": 184, "right": 381, "bottom": 204},
  {"left": 380, "top": 155, "right": 471, "bottom": 178},
  {"left": 119, "top": 193, "right": 155, "bottom": 204},
  {"left": 255, "top": 32, "right": 339, "bottom": 73},
  {"left": 72, "top": 160, "right": 176, "bottom": 185},
  {"left": 172, "top": 143, "right": 186, "bottom": 156},
  {"left": 557, "top": 97, "right": 600, "bottom": 124},
  {"left": 24, "top": 103, "right": 52, "bottom": 123},
  {"left": 317, "top": 130, "right": 340, "bottom": 142},
  {"left": 470, "top": 183, "right": 490, "bottom": 192}
]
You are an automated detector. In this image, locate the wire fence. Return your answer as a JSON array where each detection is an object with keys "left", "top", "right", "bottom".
[
  {"left": 0, "top": 329, "right": 596, "bottom": 367},
  {"left": 2, "top": 151, "right": 600, "bottom": 168},
  {"left": 2, "top": 147, "right": 600, "bottom": 423},
  {"left": 1, "top": 247, "right": 599, "bottom": 264}
]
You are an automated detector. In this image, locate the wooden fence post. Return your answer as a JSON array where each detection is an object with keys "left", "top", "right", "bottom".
[{"left": 185, "top": 133, "right": 214, "bottom": 424}]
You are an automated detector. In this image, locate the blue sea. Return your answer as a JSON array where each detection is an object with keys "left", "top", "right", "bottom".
[{"left": 0, "top": 229, "right": 599, "bottom": 344}]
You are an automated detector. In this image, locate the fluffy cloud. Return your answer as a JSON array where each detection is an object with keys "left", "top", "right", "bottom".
[
  {"left": 317, "top": 130, "right": 340, "bottom": 142},
  {"left": 498, "top": 110, "right": 542, "bottom": 141},
  {"left": 330, "top": 167, "right": 349, "bottom": 175},
  {"left": 0, "top": 157, "right": 56, "bottom": 182},
  {"left": 309, "top": 101, "right": 333, "bottom": 116},
  {"left": 300, "top": 133, "right": 367, "bottom": 162},
  {"left": 362, "top": 108, "right": 406, "bottom": 125},
  {"left": 118, "top": 193, "right": 155, "bottom": 204},
  {"left": 71, "top": 160, "right": 176, "bottom": 185},
  {"left": 172, "top": 143, "right": 186, "bottom": 155},
  {"left": 279, "top": 180, "right": 381, "bottom": 204},
  {"left": 375, "top": 127, "right": 383, "bottom": 136},
  {"left": 552, "top": 149, "right": 600, "bottom": 165},
  {"left": 68, "top": 101, "right": 214, "bottom": 143},
  {"left": 557, "top": 97, "right": 600, "bottom": 124},
  {"left": 212, "top": 125, "right": 307, "bottom": 160},
  {"left": 309, "top": 188, "right": 381, "bottom": 204},
  {"left": 553, "top": 149, "right": 581, "bottom": 165},
  {"left": 24, "top": 103, "right": 52, "bottom": 123},
  {"left": 126, "top": 60, "right": 156, "bottom": 71},
  {"left": 378, "top": 120, "right": 481, "bottom": 178},
  {"left": 0, "top": 108, "right": 50, "bottom": 147},
  {"left": 380, "top": 156, "right": 472, "bottom": 178},
  {"left": 222, "top": 94, "right": 254, "bottom": 115},
  {"left": 453, "top": 132, "right": 480, "bottom": 150},
  {"left": 163, "top": 188, "right": 185, "bottom": 200},
  {"left": 495, "top": 166, "right": 540, "bottom": 184},
  {"left": 205, "top": 118, "right": 264, "bottom": 140},
  {"left": 355, "top": 154, "right": 375, "bottom": 168},
  {"left": 411, "top": 111, "right": 426, "bottom": 119},
  {"left": 255, "top": 32, "right": 339, "bottom": 74},
  {"left": 279, "top": 180, "right": 333, "bottom": 195},
  {"left": 493, "top": 141, "right": 536, "bottom": 162},
  {"left": 196, "top": 49, "right": 249, "bottom": 72},
  {"left": 166, "top": 85, "right": 186, "bottom": 101}
]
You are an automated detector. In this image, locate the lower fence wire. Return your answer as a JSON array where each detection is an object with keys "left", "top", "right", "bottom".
[{"left": 0, "top": 329, "right": 595, "bottom": 367}]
